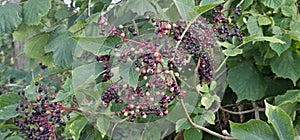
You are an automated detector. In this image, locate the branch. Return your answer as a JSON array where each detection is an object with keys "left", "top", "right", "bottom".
[
  {"left": 179, "top": 99, "right": 236, "bottom": 140},
  {"left": 219, "top": 105, "right": 265, "bottom": 115},
  {"left": 110, "top": 117, "right": 129, "bottom": 140},
  {"left": 252, "top": 101, "right": 260, "bottom": 120},
  {"left": 88, "top": 0, "right": 91, "bottom": 17}
]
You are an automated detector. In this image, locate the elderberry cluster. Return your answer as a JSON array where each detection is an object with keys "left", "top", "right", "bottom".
[
  {"left": 15, "top": 83, "right": 70, "bottom": 140},
  {"left": 96, "top": 55, "right": 113, "bottom": 82},
  {"left": 212, "top": 4, "right": 243, "bottom": 41}
]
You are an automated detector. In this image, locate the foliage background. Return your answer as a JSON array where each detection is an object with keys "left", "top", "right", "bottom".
[{"left": 0, "top": 0, "right": 300, "bottom": 139}]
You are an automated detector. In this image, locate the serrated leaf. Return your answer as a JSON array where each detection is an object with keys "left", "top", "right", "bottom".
[
  {"left": 258, "top": 16, "right": 272, "bottom": 26},
  {"left": 176, "top": 118, "right": 191, "bottom": 132},
  {"left": 54, "top": 6, "right": 70, "bottom": 19},
  {"left": 203, "top": 111, "right": 215, "bottom": 125},
  {"left": 201, "top": 93, "right": 220, "bottom": 109},
  {"left": 0, "top": 3, "right": 22, "bottom": 35},
  {"left": 0, "top": 104, "right": 19, "bottom": 120},
  {"left": 270, "top": 50, "right": 300, "bottom": 85},
  {"left": 230, "top": 120, "right": 278, "bottom": 140},
  {"left": 45, "top": 26, "right": 77, "bottom": 67},
  {"left": 13, "top": 23, "right": 41, "bottom": 41},
  {"left": 96, "top": 117, "right": 110, "bottom": 138},
  {"left": 222, "top": 48, "right": 243, "bottom": 56},
  {"left": 69, "top": 116, "right": 88, "bottom": 140},
  {"left": 184, "top": 128, "right": 202, "bottom": 140},
  {"left": 23, "top": 0, "right": 51, "bottom": 25},
  {"left": 119, "top": 61, "right": 140, "bottom": 88},
  {"left": 127, "top": 0, "right": 156, "bottom": 16},
  {"left": 265, "top": 101, "right": 295, "bottom": 140},
  {"left": 173, "top": 0, "right": 195, "bottom": 21},
  {"left": 281, "top": 5, "right": 297, "bottom": 17},
  {"left": 275, "top": 90, "right": 300, "bottom": 105},
  {"left": 269, "top": 34, "right": 291, "bottom": 56},
  {"left": 227, "top": 62, "right": 266, "bottom": 102},
  {"left": 247, "top": 16, "right": 263, "bottom": 36},
  {"left": 260, "top": 0, "right": 282, "bottom": 10}
]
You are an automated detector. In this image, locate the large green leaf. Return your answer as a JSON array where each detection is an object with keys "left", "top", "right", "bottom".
[
  {"left": 0, "top": 3, "right": 22, "bottom": 35},
  {"left": 270, "top": 50, "right": 300, "bottom": 85},
  {"left": 173, "top": 0, "right": 195, "bottom": 21},
  {"left": 127, "top": 0, "right": 157, "bottom": 16},
  {"left": 260, "top": 0, "right": 282, "bottom": 10},
  {"left": 230, "top": 120, "right": 278, "bottom": 140},
  {"left": 176, "top": 118, "right": 191, "bottom": 132},
  {"left": 23, "top": 0, "right": 51, "bottom": 25},
  {"left": 275, "top": 90, "right": 300, "bottom": 105},
  {"left": 74, "top": 36, "right": 122, "bottom": 55},
  {"left": 24, "top": 33, "right": 50, "bottom": 58},
  {"left": 0, "top": 93, "right": 22, "bottom": 108},
  {"left": 68, "top": 116, "right": 88, "bottom": 140},
  {"left": 265, "top": 101, "right": 295, "bottom": 140},
  {"left": 269, "top": 34, "right": 291, "bottom": 56},
  {"left": 247, "top": 16, "right": 263, "bottom": 36},
  {"left": 227, "top": 62, "right": 266, "bottom": 102},
  {"left": 118, "top": 61, "right": 140, "bottom": 89},
  {"left": 13, "top": 23, "right": 41, "bottom": 41},
  {"left": 0, "top": 104, "right": 19, "bottom": 120},
  {"left": 96, "top": 117, "right": 110, "bottom": 138},
  {"left": 46, "top": 26, "right": 77, "bottom": 67},
  {"left": 184, "top": 128, "right": 202, "bottom": 140}
]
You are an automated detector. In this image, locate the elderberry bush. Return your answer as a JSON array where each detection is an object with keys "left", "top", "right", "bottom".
[
  {"left": 15, "top": 83, "right": 70, "bottom": 140},
  {"left": 90, "top": 15, "right": 222, "bottom": 123}
]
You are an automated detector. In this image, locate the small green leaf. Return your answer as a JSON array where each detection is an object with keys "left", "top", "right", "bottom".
[
  {"left": 127, "top": 0, "right": 157, "bottom": 16},
  {"left": 45, "top": 26, "right": 77, "bottom": 67},
  {"left": 24, "top": 33, "right": 50, "bottom": 59},
  {"left": 275, "top": 90, "right": 300, "bottom": 105},
  {"left": 269, "top": 34, "right": 291, "bottom": 56},
  {"left": 227, "top": 62, "right": 266, "bottom": 102},
  {"left": 230, "top": 120, "right": 278, "bottom": 140},
  {"left": 54, "top": 6, "right": 70, "bottom": 19},
  {"left": 247, "top": 16, "right": 263, "bottom": 36},
  {"left": 0, "top": 3, "right": 22, "bottom": 35},
  {"left": 23, "top": 0, "right": 51, "bottom": 25},
  {"left": 173, "top": 0, "right": 195, "bottom": 21},
  {"left": 270, "top": 50, "right": 300, "bottom": 85},
  {"left": 281, "top": 5, "right": 297, "bottom": 17},
  {"left": 5, "top": 136, "right": 23, "bottom": 140},
  {"left": 184, "top": 128, "right": 202, "bottom": 140},
  {"left": 13, "top": 23, "right": 41, "bottom": 41},
  {"left": 243, "top": 36, "right": 285, "bottom": 44},
  {"left": 69, "top": 116, "right": 88, "bottom": 140},
  {"left": 203, "top": 111, "right": 215, "bottom": 125},
  {"left": 0, "top": 130, "right": 11, "bottom": 140},
  {"left": 119, "top": 61, "right": 140, "bottom": 88},
  {"left": 0, "top": 93, "right": 22, "bottom": 108},
  {"left": 222, "top": 48, "right": 243, "bottom": 56},
  {"left": 265, "top": 101, "right": 295, "bottom": 140},
  {"left": 258, "top": 16, "right": 272, "bottom": 26},
  {"left": 201, "top": 93, "right": 220, "bottom": 109},
  {"left": 176, "top": 118, "right": 191, "bottom": 132},
  {"left": 96, "top": 117, "right": 110, "bottom": 138}
]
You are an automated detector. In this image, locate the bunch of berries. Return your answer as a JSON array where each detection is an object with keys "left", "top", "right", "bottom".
[{"left": 96, "top": 55, "right": 114, "bottom": 82}]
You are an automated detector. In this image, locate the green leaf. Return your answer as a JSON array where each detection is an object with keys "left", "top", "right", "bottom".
[
  {"left": 0, "top": 93, "right": 22, "bottom": 108},
  {"left": 203, "top": 111, "right": 215, "bottom": 125},
  {"left": 0, "top": 3, "right": 22, "bottom": 35},
  {"left": 201, "top": 93, "right": 220, "bottom": 109},
  {"left": 269, "top": 34, "right": 291, "bottom": 56},
  {"left": 176, "top": 118, "right": 191, "bottom": 132},
  {"left": 96, "top": 117, "right": 110, "bottom": 138},
  {"left": 24, "top": 33, "right": 50, "bottom": 58},
  {"left": 247, "top": 16, "right": 263, "bottom": 36},
  {"left": 69, "top": 116, "right": 88, "bottom": 140},
  {"left": 243, "top": 36, "right": 285, "bottom": 44},
  {"left": 119, "top": 61, "right": 140, "bottom": 89},
  {"left": 13, "top": 23, "right": 41, "bottom": 41},
  {"left": 0, "top": 104, "right": 19, "bottom": 120},
  {"left": 184, "top": 128, "right": 202, "bottom": 140},
  {"left": 260, "top": 0, "right": 282, "bottom": 10},
  {"left": 275, "top": 90, "right": 300, "bottom": 105},
  {"left": 230, "top": 120, "right": 278, "bottom": 140},
  {"left": 227, "top": 62, "right": 266, "bottom": 102},
  {"left": 265, "top": 101, "right": 295, "bottom": 140},
  {"left": 281, "top": 5, "right": 297, "bottom": 17},
  {"left": 23, "top": 0, "right": 51, "bottom": 25},
  {"left": 222, "top": 48, "right": 243, "bottom": 56},
  {"left": 54, "top": 6, "right": 70, "bottom": 19},
  {"left": 45, "top": 26, "right": 77, "bottom": 67},
  {"left": 74, "top": 36, "right": 122, "bottom": 55},
  {"left": 0, "top": 130, "right": 11, "bottom": 140},
  {"left": 173, "top": 0, "right": 195, "bottom": 21},
  {"left": 258, "top": 16, "right": 272, "bottom": 26},
  {"left": 127, "top": 0, "right": 157, "bottom": 16},
  {"left": 194, "top": 2, "right": 223, "bottom": 15},
  {"left": 270, "top": 50, "right": 300, "bottom": 85},
  {"left": 199, "top": 0, "right": 224, "bottom": 6},
  {"left": 5, "top": 136, "right": 23, "bottom": 140}
]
